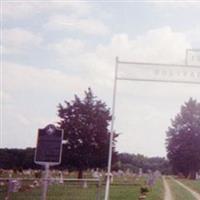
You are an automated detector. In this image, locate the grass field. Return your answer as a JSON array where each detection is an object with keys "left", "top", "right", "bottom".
[
  {"left": 178, "top": 178, "right": 200, "bottom": 194},
  {"left": 167, "top": 177, "right": 196, "bottom": 200},
  {"left": 0, "top": 174, "right": 164, "bottom": 200}
]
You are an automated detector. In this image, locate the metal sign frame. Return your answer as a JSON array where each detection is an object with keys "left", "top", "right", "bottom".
[
  {"left": 104, "top": 57, "right": 200, "bottom": 200},
  {"left": 34, "top": 124, "right": 64, "bottom": 166}
]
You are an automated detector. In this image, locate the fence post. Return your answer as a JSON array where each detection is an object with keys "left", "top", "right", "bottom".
[
  {"left": 96, "top": 178, "right": 101, "bottom": 200},
  {"left": 5, "top": 179, "right": 10, "bottom": 200}
]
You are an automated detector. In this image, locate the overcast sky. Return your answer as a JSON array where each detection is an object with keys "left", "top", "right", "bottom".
[{"left": 2, "top": 0, "right": 200, "bottom": 157}]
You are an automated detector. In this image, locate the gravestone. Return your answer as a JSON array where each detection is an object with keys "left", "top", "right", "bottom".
[
  {"left": 139, "top": 168, "right": 143, "bottom": 177},
  {"left": 147, "top": 170, "right": 155, "bottom": 187},
  {"left": 8, "top": 180, "right": 21, "bottom": 193}
]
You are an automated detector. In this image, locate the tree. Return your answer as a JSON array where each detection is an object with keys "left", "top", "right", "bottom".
[
  {"left": 57, "top": 88, "right": 117, "bottom": 178},
  {"left": 166, "top": 98, "right": 200, "bottom": 179},
  {"left": 0, "top": 148, "right": 38, "bottom": 169},
  {"left": 116, "top": 153, "right": 170, "bottom": 174}
]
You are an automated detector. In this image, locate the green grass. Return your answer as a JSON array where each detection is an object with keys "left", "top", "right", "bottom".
[
  {"left": 0, "top": 174, "right": 165, "bottom": 200},
  {"left": 110, "top": 184, "right": 140, "bottom": 200},
  {"left": 146, "top": 178, "right": 164, "bottom": 200},
  {"left": 167, "top": 177, "right": 196, "bottom": 200},
  {"left": 178, "top": 178, "right": 200, "bottom": 194},
  {"left": 1, "top": 183, "right": 100, "bottom": 200},
  {"left": 1, "top": 184, "right": 140, "bottom": 200}
]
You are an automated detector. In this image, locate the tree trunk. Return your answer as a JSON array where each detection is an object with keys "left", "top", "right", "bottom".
[
  {"left": 78, "top": 170, "right": 83, "bottom": 179},
  {"left": 188, "top": 170, "right": 196, "bottom": 180}
]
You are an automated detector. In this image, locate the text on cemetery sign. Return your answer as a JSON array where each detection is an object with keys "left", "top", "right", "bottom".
[
  {"left": 35, "top": 124, "right": 64, "bottom": 165},
  {"left": 117, "top": 61, "right": 200, "bottom": 84}
]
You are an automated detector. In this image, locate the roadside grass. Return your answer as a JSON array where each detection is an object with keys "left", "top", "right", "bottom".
[
  {"left": 167, "top": 177, "right": 196, "bottom": 200},
  {"left": 178, "top": 178, "right": 200, "bottom": 194}
]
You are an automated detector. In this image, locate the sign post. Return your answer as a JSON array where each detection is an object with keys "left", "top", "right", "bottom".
[
  {"left": 41, "top": 163, "right": 50, "bottom": 200},
  {"left": 35, "top": 124, "right": 64, "bottom": 200}
]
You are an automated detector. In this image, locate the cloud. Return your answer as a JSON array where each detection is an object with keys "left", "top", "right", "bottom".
[
  {"left": 3, "top": 1, "right": 91, "bottom": 20},
  {"left": 95, "top": 26, "right": 190, "bottom": 64},
  {"left": 3, "top": 28, "right": 43, "bottom": 54},
  {"left": 49, "top": 26, "right": 190, "bottom": 82},
  {"left": 45, "top": 26, "right": 193, "bottom": 102},
  {"left": 48, "top": 38, "right": 86, "bottom": 56},
  {"left": 3, "top": 2, "right": 38, "bottom": 19},
  {"left": 44, "top": 15, "right": 110, "bottom": 36},
  {"left": 4, "top": 61, "right": 87, "bottom": 94},
  {"left": 150, "top": 0, "right": 200, "bottom": 7},
  {"left": 185, "top": 26, "right": 200, "bottom": 47}
]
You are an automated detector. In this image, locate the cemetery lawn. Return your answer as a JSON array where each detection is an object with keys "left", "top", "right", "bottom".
[
  {"left": 5, "top": 184, "right": 161, "bottom": 200},
  {"left": 178, "top": 178, "right": 200, "bottom": 194},
  {"left": 167, "top": 177, "right": 196, "bottom": 200},
  {"left": 0, "top": 172, "right": 164, "bottom": 200},
  {"left": 146, "top": 178, "right": 164, "bottom": 200},
  {"left": 110, "top": 184, "right": 140, "bottom": 200},
  {"left": 1, "top": 184, "right": 140, "bottom": 200},
  {"left": 0, "top": 179, "right": 164, "bottom": 200}
]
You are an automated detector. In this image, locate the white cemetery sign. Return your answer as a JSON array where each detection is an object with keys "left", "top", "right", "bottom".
[{"left": 117, "top": 61, "right": 200, "bottom": 84}]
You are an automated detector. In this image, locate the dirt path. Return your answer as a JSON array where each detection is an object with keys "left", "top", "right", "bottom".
[
  {"left": 173, "top": 179, "right": 200, "bottom": 200},
  {"left": 163, "top": 176, "right": 174, "bottom": 200}
]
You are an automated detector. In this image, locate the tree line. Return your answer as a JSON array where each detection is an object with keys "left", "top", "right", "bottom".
[{"left": 0, "top": 148, "right": 170, "bottom": 174}]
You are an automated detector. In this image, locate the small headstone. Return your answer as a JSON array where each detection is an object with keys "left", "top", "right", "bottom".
[
  {"left": 195, "top": 172, "right": 200, "bottom": 180},
  {"left": 59, "top": 171, "right": 64, "bottom": 184},
  {"left": 139, "top": 168, "right": 143, "bottom": 177},
  {"left": 83, "top": 180, "right": 88, "bottom": 188},
  {"left": 117, "top": 170, "right": 124, "bottom": 177},
  {"left": 154, "top": 170, "right": 161, "bottom": 180},
  {"left": 8, "top": 180, "right": 21, "bottom": 192},
  {"left": 147, "top": 170, "right": 155, "bottom": 187}
]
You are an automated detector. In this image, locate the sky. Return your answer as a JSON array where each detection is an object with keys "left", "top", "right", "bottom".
[{"left": 1, "top": 0, "right": 200, "bottom": 157}]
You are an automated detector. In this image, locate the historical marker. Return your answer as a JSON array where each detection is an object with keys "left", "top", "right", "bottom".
[{"left": 35, "top": 124, "right": 64, "bottom": 165}]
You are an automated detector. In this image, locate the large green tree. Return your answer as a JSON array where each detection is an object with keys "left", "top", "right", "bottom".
[
  {"left": 166, "top": 98, "right": 200, "bottom": 179},
  {"left": 57, "top": 88, "right": 117, "bottom": 178}
]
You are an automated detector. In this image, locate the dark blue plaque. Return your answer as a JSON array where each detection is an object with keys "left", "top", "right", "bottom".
[{"left": 35, "top": 124, "right": 63, "bottom": 165}]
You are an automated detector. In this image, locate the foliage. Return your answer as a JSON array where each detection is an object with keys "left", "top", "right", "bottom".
[
  {"left": 166, "top": 98, "right": 200, "bottom": 178},
  {"left": 0, "top": 148, "right": 38, "bottom": 169},
  {"left": 57, "top": 88, "right": 117, "bottom": 177},
  {"left": 115, "top": 153, "right": 170, "bottom": 174}
]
